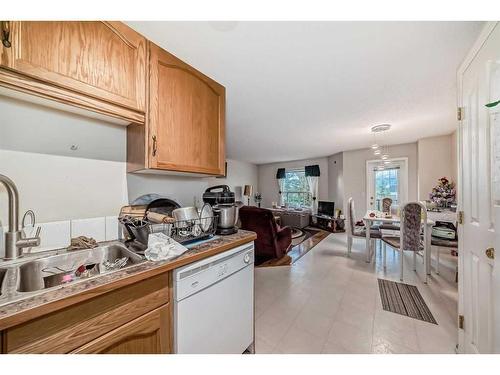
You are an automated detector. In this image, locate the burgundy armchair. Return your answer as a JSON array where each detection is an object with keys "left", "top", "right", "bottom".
[{"left": 239, "top": 206, "right": 292, "bottom": 264}]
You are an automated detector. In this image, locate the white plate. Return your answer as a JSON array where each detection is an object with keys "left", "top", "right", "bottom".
[{"left": 199, "top": 203, "right": 213, "bottom": 232}]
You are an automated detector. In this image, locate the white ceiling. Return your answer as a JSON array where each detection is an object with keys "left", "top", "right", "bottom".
[{"left": 127, "top": 21, "right": 484, "bottom": 165}]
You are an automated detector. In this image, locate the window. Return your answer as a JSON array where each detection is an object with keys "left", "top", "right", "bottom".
[
  {"left": 282, "top": 169, "right": 311, "bottom": 207},
  {"left": 374, "top": 167, "right": 399, "bottom": 209}
]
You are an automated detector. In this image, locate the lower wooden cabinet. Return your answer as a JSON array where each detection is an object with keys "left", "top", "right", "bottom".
[
  {"left": 71, "top": 304, "right": 170, "bottom": 354},
  {"left": 1, "top": 272, "right": 172, "bottom": 354}
]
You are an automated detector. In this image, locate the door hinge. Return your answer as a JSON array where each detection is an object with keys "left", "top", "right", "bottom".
[
  {"left": 458, "top": 210, "right": 464, "bottom": 225},
  {"left": 457, "top": 107, "right": 464, "bottom": 121},
  {"left": 152, "top": 135, "right": 157, "bottom": 157},
  {"left": 458, "top": 315, "right": 464, "bottom": 330}
]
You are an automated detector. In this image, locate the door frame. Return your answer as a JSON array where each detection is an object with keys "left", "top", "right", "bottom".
[
  {"left": 457, "top": 21, "right": 499, "bottom": 354},
  {"left": 366, "top": 157, "right": 409, "bottom": 212}
]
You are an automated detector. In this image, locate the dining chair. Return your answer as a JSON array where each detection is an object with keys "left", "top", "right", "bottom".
[
  {"left": 382, "top": 197, "right": 392, "bottom": 213},
  {"left": 381, "top": 201, "right": 428, "bottom": 283},
  {"left": 347, "top": 197, "right": 381, "bottom": 257},
  {"left": 378, "top": 197, "right": 400, "bottom": 231}
]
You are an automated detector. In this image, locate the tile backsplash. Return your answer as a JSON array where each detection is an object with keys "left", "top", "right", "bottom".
[
  {"left": 71, "top": 217, "right": 106, "bottom": 242},
  {"left": 2, "top": 215, "right": 122, "bottom": 256},
  {"left": 35, "top": 220, "right": 71, "bottom": 252}
]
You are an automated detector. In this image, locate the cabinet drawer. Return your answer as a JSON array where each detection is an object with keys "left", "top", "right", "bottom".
[
  {"left": 71, "top": 304, "right": 170, "bottom": 354},
  {"left": 3, "top": 273, "right": 170, "bottom": 353}
]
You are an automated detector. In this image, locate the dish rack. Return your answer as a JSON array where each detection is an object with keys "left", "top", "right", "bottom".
[
  {"left": 121, "top": 215, "right": 218, "bottom": 246},
  {"left": 152, "top": 216, "right": 218, "bottom": 244}
]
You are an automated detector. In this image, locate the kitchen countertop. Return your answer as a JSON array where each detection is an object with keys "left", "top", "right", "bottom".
[{"left": 0, "top": 230, "right": 256, "bottom": 330}]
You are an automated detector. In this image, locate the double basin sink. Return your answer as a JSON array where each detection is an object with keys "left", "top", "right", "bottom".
[{"left": 0, "top": 243, "right": 144, "bottom": 302}]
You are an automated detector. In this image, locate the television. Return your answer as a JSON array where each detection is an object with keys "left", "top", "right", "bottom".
[{"left": 318, "top": 201, "right": 335, "bottom": 217}]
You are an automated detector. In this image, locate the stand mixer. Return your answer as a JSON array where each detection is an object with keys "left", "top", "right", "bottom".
[{"left": 202, "top": 185, "right": 239, "bottom": 235}]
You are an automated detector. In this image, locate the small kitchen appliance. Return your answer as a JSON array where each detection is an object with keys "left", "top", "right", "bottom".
[{"left": 202, "top": 185, "right": 239, "bottom": 235}]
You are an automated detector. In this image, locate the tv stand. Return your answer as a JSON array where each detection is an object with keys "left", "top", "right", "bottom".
[{"left": 311, "top": 214, "right": 345, "bottom": 233}]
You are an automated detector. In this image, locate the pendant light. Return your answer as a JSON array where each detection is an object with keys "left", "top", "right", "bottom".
[{"left": 370, "top": 124, "right": 391, "bottom": 162}]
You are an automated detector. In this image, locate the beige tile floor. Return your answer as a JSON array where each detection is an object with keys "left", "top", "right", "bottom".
[{"left": 254, "top": 233, "right": 458, "bottom": 354}]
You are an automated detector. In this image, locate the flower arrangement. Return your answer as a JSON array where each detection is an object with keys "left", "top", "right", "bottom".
[{"left": 429, "top": 177, "right": 456, "bottom": 207}]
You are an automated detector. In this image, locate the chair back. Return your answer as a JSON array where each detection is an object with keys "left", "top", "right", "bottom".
[
  {"left": 347, "top": 197, "right": 356, "bottom": 236},
  {"left": 400, "top": 201, "right": 426, "bottom": 251},
  {"left": 382, "top": 197, "right": 392, "bottom": 214},
  {"left": 239, "top": 206, "right": 279, "bottom": 251}
]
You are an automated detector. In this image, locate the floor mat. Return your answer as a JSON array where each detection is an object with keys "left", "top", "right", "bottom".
[{"left": 377, "top": 278, "right": 437, "bottom": 324}]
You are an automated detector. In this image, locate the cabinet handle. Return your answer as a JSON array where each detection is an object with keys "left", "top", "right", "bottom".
[
  {"left": 152, "top": 135, "right": 157, "bottom": 157},
  {"left": 1, "top": 21, "right": 11, "bottom": 48}
]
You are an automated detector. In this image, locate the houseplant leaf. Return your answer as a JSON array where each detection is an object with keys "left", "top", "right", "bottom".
[{"left": 486, "top": 100, "right": 500, "bottom": 108}]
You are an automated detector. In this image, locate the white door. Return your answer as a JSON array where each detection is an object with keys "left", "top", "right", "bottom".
[
  {"left": 366, "top": 158, "right": 408, "bottom": 211},
  {"left": 459, "top": 22, "right": 500, "bottom": 354}
]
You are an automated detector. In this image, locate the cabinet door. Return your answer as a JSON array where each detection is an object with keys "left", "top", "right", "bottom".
[
  {"left": 149, "top": 42, "right": 225, "bottom": 175},
  {"left": 0, "top": 21, "right": 146, "bottom": 113},
  {"left": 71, "top": 304, "right": 171, "bottom": 354}
]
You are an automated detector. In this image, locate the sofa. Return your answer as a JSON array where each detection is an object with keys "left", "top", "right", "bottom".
[{"left": 239, "top": 206, "right": 292, "bottom": 265}]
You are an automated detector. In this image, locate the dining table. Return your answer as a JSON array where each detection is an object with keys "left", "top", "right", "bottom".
[{"left": 362, "top": 211, "right": 435, "bottom": 276}]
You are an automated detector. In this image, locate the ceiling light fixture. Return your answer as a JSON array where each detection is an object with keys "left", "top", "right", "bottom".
[{"left": 370, "top": 124, "right": 391, "bottom": 161}]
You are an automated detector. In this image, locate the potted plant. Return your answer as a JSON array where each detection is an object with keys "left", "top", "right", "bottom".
[{"left": 429, "top": 177, "right": 456, "bottom": 208}]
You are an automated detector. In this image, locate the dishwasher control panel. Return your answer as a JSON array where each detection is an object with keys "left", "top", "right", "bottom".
[{"left": 173, "top": 243, "right": 254, "bottom": 302}]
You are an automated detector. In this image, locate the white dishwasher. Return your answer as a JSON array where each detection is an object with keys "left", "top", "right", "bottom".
[{"left": 173, "top": 242, "right": 255, "bottom": 354}]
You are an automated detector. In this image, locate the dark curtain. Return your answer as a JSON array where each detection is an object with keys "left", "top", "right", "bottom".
[
  {"left": 276, "top": 168, "right": 286, "bottom": 179},
  {"left": 305, "top": 165, "right": 321, "bottom": 177}
]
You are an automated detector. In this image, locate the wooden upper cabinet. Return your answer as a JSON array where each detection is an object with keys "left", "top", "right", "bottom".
[
  {"left": 148, "top": 42, "right": 225, "bottom": 175},
  {"left": 0, "top": 21, "right": 146, "bottom": 118}
]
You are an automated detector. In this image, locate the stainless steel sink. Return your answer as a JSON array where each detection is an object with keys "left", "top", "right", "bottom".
[{"left": 16, "top": 244, "right": 143, "bottom": 293}]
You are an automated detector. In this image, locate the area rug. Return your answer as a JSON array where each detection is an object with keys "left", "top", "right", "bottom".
[
  {"left": 291, "top": 227, "right": 305, "bottom": 240},
  {"left": 291, "top": 227, "right": 316, "bottom": 245},
  {"left": 377, "top": 279, "right": 437, "bottom": 324},
  {"left": 257, "top": 228, "right": 329, "bottom": 267}
]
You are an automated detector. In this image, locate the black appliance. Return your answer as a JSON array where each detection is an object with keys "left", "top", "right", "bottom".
[
  {"left": 318, "top": 201, "right": 335, "bottom": 218},
  {"left": 202, "top": 185, "right": 235, "bottom": 206},
  {"left": 203, "top": 185, "right": 238, "bottom": 235}
]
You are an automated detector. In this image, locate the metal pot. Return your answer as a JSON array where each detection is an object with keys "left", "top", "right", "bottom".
[
  {"left": 214, "top": 205, "right": 239, "bottom": 229},
  {"left": 172, "top": 207, "right": 199, "bottom": 222}
]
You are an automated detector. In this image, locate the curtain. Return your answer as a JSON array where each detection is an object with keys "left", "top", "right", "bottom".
[
  {"left": 305, "top": 165, "right": 320, "bottom": 213},
  {"left": 276, "top": 168, "right": 286, "bottom": 206}
]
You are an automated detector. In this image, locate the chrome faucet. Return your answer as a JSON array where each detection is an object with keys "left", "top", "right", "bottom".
[{"left": 0, "top": 174, "right": 41, "bottom": 259}]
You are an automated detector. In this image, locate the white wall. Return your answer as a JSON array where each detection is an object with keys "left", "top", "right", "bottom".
[
  {"left": 342, "top": 142, "right": 418, "bottom": 218},
  {"left": 328, "top": 152, "right": 344, "bottom": 213},
  {"left": 0, "top": 149, "right": 128, "bottom": 224},
  {"left": 127, "top": 159, "right": 258, "bottom": 208},
  {"left": 0, "top": 97, "right": 129, "bottom": 224},
  {"left": 207, "top": 159, "right": 259, "bottom": 204},
  {"left": 0, "top": 96, "right": 258, "bottom": 227},
  {"left": 417, "top": 133, "right": 456, "bottom": 201},
  {"left": 257, "top": 157, "right": 329, "bottom": 208}
]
